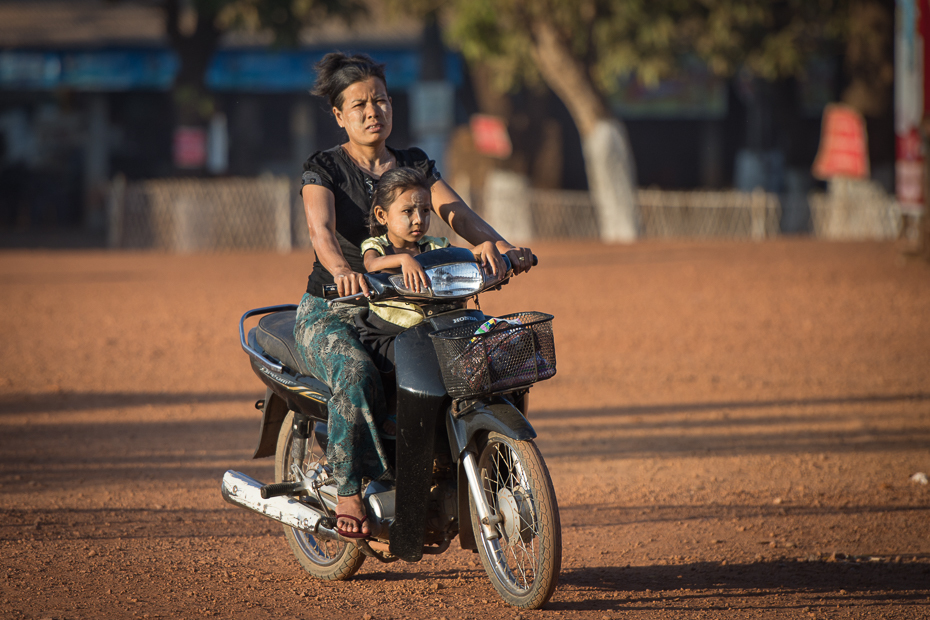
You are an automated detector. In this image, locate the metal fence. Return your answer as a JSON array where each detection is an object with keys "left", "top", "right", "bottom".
[
  {"left": 528, "top": 188, "right": 780, "bottom": 240},
  {"left": 808, "top": 179, "right": 902, "bottom": 240},
  {"left": 638, "top": 188, "right": 780, "bottom": 239},
  {"left": 109, "top": 175, "right": 299, "bottom": 252},
  {"left": 109, "top": 177, "right": 804, "bottom": 252},
  {"left": 529, "top": 190, "right": 600, "bottom": 239}
]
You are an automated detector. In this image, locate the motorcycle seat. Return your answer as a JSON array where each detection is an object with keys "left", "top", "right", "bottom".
[{"left": 256, "top": 310, "right": 312, "bottom": 376}]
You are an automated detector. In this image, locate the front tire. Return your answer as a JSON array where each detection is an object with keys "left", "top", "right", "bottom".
[
  {"left": 469, "top": 432, "right": 562, "bottom": 609},
  {"left": 275, "top": 411, "right": 365, "bottom": 580}
]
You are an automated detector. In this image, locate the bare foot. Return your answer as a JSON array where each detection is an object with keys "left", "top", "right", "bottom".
[{"left": 335, "top": 493, "right": 369, "bottom": 537}]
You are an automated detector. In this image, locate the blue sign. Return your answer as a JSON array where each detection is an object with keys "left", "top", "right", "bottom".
[
  {"left": 0, "top": 47, "right": 462, "bottom": 93},
  {"left": 206, "top": 48, "right": 462, "bottom": 92},
  {"left": 0, "top": 49, "right": 177, "bottom": 90}
]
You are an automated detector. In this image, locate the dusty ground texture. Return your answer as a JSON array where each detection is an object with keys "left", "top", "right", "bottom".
[{"left": 1, "top": 239, "right": 929, "bottom": 620}]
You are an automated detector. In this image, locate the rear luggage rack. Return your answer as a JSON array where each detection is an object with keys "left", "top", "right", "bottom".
[{"left": 239, "top": 304, "right": 298, "bottom": 374}]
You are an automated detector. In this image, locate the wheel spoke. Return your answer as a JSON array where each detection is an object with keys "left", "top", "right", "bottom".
[
  {"left": 478, "top": 438, "right": 545, "bottom": 592},
  {"left": 472, "top": 433, "right": 559, "bottom": 607},
  {"left": 506, "top": 542, "right": 530, "bottom": 586},
  {"left": 285, "top": 426, "right": 344, "bottom": 564}
]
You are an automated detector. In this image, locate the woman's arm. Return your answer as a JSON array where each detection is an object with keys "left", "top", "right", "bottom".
[
  {"left": 303, "top": 184, "right": 369, "bottom": 297},
  {"left": 430, "top": 179, "right": 534, "bottom": 274}
]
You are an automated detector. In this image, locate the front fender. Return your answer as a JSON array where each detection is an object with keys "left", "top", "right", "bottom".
[
  {"left": 446, "top": 400, "right": 536, "bottom": 460},
  {"left": 449, "top": 399, "right": 536, "bottom": 551}
]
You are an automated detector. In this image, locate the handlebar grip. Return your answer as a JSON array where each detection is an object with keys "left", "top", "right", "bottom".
[{"left": 532, "top": 254, "right": 538, "bottom": 266}]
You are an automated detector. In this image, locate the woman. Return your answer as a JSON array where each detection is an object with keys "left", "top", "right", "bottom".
[{"left": 295, "top": 52, "right": 533, "bottom": 538}]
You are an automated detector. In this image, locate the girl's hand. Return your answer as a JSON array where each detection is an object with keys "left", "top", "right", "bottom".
[
  {"left": 472, "top": 241, "right": 502, "bottom": 276},
  {"left": 399, "top": 254, "right": 430, "bottom": 293},
  {"left": 332, "top": 270, "right": 370, "bottom": 298}
]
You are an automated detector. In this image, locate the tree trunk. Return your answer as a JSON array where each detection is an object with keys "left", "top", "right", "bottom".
[
  {"left": 165, "top": 0, "right": 222, "bottom": 172},
  {"left": 166, "top": 0, "right": 221, "bottom": 118},
  {"left": 530, "top": 20, "right": 638, "bottom": 241},
  {"left": 581, "top": 119, "right": 639, "bottom": 241}
]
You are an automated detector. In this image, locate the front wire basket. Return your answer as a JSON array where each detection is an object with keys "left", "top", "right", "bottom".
[{"left": 430, "top": 311, "right": 556, "bottom": 399}]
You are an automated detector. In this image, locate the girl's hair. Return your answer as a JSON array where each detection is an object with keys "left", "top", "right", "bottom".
[
  {"left": 368, "top": 167, "right": 431, "bottom": 236},
  {"left": 311, "top": 52, "right": 388, "bottom": 112}
]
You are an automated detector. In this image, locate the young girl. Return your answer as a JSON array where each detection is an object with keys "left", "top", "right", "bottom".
[{"left": 355, "top": 167, "right": 498, "bottom": 436}]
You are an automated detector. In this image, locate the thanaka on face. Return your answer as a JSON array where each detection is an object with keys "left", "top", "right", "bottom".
[
  {"left": 373, "top": 187, "right": 432, "bottom": 251},
  {"left": 333, "top": 77, "right": 393, "bottom": 149}
]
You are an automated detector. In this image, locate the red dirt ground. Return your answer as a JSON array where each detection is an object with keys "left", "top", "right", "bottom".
[{"left": 1, "top": 239, "right": 929, "bottom": 620}]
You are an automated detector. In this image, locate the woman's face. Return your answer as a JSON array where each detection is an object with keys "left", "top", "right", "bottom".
[{"left": 333, "top": 77, "right": 392, "bottom": 148}]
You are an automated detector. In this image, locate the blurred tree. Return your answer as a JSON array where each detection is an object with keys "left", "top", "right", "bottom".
[
  {"left": 841, "top": 0, "right": 893, "bottom": 118},
  {"left": 157, "top": 0, "right": 364, "bottom": 168},
  {"left": 391, "top": 0, "right": 849, "bottom": 241}
]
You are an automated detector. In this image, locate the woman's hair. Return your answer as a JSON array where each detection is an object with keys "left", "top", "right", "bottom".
[
  {"left": 311, "top": 52, "right": 388, "bottom": 112},
  {"left": 368, "top": 167, "right": 431, "bottom": 236}
]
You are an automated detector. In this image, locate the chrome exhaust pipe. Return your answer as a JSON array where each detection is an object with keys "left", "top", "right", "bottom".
[{"left": 221, "top": 470, "right": 343, "bottom": 541}]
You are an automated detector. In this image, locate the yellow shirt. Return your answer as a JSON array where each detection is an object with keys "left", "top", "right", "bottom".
[{"left": 360, "top": 234, "right": 451, "bottom": 328}]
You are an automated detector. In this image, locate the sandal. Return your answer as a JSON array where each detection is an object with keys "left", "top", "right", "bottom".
[{"left": 334, "top": 514, "right": 370, "bottom": 539}]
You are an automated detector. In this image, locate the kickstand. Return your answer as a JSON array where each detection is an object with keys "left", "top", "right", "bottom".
[{"left": 357, "top": 540, "right": 400, "bottom": 563}]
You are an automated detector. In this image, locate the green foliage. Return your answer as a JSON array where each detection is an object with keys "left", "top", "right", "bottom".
[
  {"left": 173, "top": 84, "right": 215, "bottom": 119},
  {"left": 445, "top": 0, "right": 540, "bottom": 91},
  {"left": 216, "top": 0, "right": 367, "bottom": 47},
  {"left": 420, "top": 0, "right": 849, "bottom": 93}
]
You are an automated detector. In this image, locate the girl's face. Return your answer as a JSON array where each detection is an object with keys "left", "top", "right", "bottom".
[
  {"left": 333, "top": 77, "right": 392, "bottom": 148},
  {"left": 374, "top": 187, "right": 432, "bottom": 248}
]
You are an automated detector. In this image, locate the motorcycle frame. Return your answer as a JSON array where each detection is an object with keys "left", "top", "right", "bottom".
[{"left": 239, "top": 302, "right": 538, "bottom": 562}]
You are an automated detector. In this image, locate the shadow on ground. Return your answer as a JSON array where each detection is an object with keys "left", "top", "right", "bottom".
[{"left": 552, "top": 560, "right": 930, "bottom": 612}]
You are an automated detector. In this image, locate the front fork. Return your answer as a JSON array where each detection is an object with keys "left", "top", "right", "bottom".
[{"left": 461, "top": 450, "right": 501, "bottom": 541}]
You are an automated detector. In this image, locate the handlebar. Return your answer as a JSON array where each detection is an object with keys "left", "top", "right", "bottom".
[
  {"left": 323, "top": 251, "right": 538, "bottom": 303},
  {"left": 322, "top": 286, "right": 366, "bottom": 304}
]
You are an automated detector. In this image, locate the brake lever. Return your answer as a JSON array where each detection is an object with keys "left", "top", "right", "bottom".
[
  {"left": 323, "top": 278, "right": 374, "bottom": 306},
  {"left": 326, "top": 291, "right": 367, "bottom": 306}
]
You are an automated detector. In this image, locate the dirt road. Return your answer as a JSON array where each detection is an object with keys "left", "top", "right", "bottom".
[{"left": 2, "top": 239, "right": 929, "bottom": 619}]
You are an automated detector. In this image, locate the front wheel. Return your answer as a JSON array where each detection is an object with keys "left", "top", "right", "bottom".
[
  {"left": 469, "top": 432, "right": 562, "bottom": 609},
  {"left": 275, "top": 411, "right": 365, "bottom": 580}
]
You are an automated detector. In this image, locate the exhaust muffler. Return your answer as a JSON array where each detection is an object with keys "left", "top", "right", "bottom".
[{"left": 221, "top": 470, "right": 342, "bottom": 541}]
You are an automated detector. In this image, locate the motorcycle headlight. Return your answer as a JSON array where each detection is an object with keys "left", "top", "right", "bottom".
[{"left": 390, "top": 262, "right": 500, "bottom": 298}]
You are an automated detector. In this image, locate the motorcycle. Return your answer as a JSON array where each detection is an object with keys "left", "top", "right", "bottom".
[{"left": 222, "top": 247, "right": 561, "bottom": 609}]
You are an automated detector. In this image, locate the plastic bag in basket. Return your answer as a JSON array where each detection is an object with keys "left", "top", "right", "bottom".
[
  {"left": 452, "top": 318, "right": 552, "bottom": 393},
  {"left": 470, "top": 317, "right": 521, "bottom": 342}
]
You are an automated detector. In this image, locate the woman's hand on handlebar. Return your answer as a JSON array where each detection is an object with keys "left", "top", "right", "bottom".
[
  {"left": 333, "top": 270, "right": 369, "bottom": 298},
  {"left": 500, "top": 243, "right": 534, "bottom": 275}
]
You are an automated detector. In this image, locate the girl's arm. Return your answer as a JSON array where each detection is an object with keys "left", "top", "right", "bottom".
[
  {"left": 362, "top": 249, "right": 404, "bottom": 273},
  {"left": 430, "top": 179, "right": 534, "bottom": 274},
  {"left": 303, "top": 184, "right": 369, "bottom": 297},
  {"left": 363, "top": 249, "right": 430, "bottom": 293}
]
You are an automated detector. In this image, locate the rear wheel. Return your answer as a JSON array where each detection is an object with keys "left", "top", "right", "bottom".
[
  {"left": 469, "top": 432, "right": 562, "bottom": 609},
  {"left": 275, "top": 411, "right": 365, "bottom": 580}
]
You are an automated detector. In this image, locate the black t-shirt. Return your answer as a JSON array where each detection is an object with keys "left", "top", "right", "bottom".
[{"left": 301, "top": 145, "right": 441, "bottom": 298}]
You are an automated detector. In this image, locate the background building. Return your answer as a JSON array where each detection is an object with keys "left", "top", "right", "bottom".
[{"left": 0, "top": 0, "right": 897, "bottom": 241}]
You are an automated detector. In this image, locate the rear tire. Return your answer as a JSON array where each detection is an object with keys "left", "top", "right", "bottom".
[
  {"left": 275, "top": 411, "right": 365, "bottom": 581},
  {"left": 469, "top": 432, "right": 562, "bottom": 609}
]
